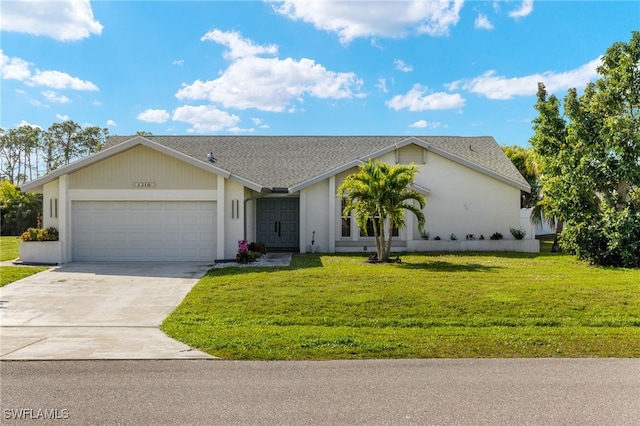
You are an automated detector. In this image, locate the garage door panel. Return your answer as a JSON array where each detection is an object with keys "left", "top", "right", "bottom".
[{"left": 73, "top": 201, "right": 216, "bottom": 261}]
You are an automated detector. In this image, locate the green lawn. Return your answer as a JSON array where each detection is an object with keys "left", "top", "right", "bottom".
[
  {"left": 1, "top": 235, "right": 20, "bottom": 261},
  {"left": 162, "top": 241, "right": 640, "bottom": 360},
  {"left": 0, "top": 236, "right": 49, "bottom": 287},
  {"left": 1, "top": 265, "right": 49, "bottom": 287}
]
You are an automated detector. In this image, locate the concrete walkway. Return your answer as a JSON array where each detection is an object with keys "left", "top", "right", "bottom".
[{"left": 0, "top": 262, "right": 217, "bottom": 360}]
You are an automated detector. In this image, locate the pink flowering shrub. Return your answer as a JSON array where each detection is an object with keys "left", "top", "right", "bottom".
[{"left": 236, "top": 240, "right": 266, "bottom": 264}]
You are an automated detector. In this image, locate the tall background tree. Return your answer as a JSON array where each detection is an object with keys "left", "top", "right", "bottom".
[
  {"left": 338, "top": 159, "right": 425, "bottom": 262},
  {"left": 530, "top": 31, "right": 640, "bottom": 267},
  {"left": 1, "top": 119, "right": 108, "bottom": 234},
  {"left": 0, "top": 120, "right": 108, "bottom": 183}
]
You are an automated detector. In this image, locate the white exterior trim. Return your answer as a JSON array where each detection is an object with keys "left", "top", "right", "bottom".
[
  {"left": 59, "top": 174, "right": 71, "bottom": 263},
  {"left": 69, "top": 189, "right": 217, "bottom": 201},
  {"left": 328, "top": 175, "right": 336, "bottom": 253},
  {"left": 217, "top": 175, "right": 226, "bottom": 259}
]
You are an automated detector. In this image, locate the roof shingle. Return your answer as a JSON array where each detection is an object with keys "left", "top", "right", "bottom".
[{"left": 105, "top": 135, "right": 530, "bottom": 191}]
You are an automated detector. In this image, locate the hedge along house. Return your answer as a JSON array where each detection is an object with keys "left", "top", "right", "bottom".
[{"left": 19, "top": 135, "right": 538, "bottom": 264}]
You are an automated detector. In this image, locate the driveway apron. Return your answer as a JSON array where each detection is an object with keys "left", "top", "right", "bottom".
[{"left": 0, "top": 262, "right": 215, "bottom": 360}]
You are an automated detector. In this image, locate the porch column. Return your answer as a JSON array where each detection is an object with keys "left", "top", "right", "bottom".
[
  {"left": 299, "top": 190, "right": 307, "bottom": 253},
  {"left": 59, "top": 174, "right": 71, "bottom": 262},
  {"left": 328, "top": 176, "right": 336, "bottom": 253},
  {"left": 217, "top": 175, "right": 225, "bottom": 260}
]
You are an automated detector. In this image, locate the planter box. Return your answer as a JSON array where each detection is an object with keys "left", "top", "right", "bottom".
[
  {"left": 406, "top": 239, "right": 540, "bottom": 253},
  {"left": 19, "top": 241, "right": 63, "bottom": 264}
]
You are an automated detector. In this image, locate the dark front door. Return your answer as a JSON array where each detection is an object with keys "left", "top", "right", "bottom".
[{"left": 256, "top": 198, "right": 299, "bottom": 251}]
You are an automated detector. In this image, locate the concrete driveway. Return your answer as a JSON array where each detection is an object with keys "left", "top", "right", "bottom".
[{"left": 0, "top": 262, "right": 215, "bottom": 360}]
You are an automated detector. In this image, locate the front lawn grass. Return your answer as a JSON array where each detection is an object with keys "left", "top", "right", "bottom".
[
  {"left": 162, "top": 242, "right": 640, "bottom": 360},
  {"left": 1, "top": 235, "right": 20, "bottom": 261},
  {"left": 0, "top": 236, "right": 48, "bottom": 286},
  {"left": 1, "top": 266, "right": 49, "bottom": 287}
]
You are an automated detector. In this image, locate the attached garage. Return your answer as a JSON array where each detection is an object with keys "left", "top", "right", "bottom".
[{"left": 72, "top": 201, "right": 216, "bottom": 261}]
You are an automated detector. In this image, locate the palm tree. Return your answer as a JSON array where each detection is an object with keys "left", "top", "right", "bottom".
[
  {"left": 502, "top": 144, "right": 565, "bottom": 252},
  {"left": 338, "top": 159, "right": 426, "bottom": 262}
]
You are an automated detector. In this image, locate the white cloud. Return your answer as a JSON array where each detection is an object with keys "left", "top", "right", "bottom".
[
  {"left": 252, "top": 117, "right": 269, "bottom": 128},
  {"left": 1, "top": 51, "right": 99, "bottom": 91},
  {"left": 387, "top": 84, "right": 465, "bottom": 111},
  {"left": 272, "top": 0, "right": 464, "bottom": 44},
  {"left": 394, "top": 59, "right": 413, "bottom": 72},
  {"left": 509, "top": 0, "right": 534, "bottom": 19},
  {"left": 55, "top": 114, "right": 69, "bottom": 121},
  {"left": 376, "top": 78, "right": 389, "bottom": 93},
  {"left": 177, "top": 29, "right": 362, "bottom": 112},
  {"left": 16, "top": 120, "right": 40, "bottom": 129},
  {"left": 409, "top": 120, "right": 443, "bottom": 129},
  {"left": 106, "top": 120, "right": 117, "bottom": 126},
  {"left": 172, "top": 105, "right": 240, "bottom": 133},
  {"left": 42, "top": 90, "right": 71, "bottom": 104},
  {"left": 42, "top": 90, "right": 70, "bottom": 103},
  {"left": 201, "top": 29, "right": 278, "bottom": 59},
  {"left": 452, "top": 57, "right": 601, "bottom": 100},
  {"left": 475, "top": 13, "right": 494, "bottom": 30},
  {"left": 29, "top": 70, "right": 98, "bottom": 91},
  {"left": 0, "top": 50, "right": 31, "bottom": 80},
  {"left": 0, "top": 0, "right": 103, "bottom": 41},
  {"left": 137, "top": 109, "right": 171, "bottom": 123},
  {"left": 173, "top": 60, "right": 184, "bottom": 66}
]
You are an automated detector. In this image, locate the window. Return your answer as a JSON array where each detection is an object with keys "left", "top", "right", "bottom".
[{"left": 341, "top": 199, "right": 351, "bottom": 237}]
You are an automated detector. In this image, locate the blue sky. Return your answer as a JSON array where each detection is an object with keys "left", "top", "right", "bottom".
[{"left": 1, "top": 1, "right": 638, "bottom": 146}]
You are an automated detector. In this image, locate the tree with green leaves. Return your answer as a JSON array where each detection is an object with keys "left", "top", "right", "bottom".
[
  {"left": 0, "top": 125, "right": 43, "bottom": 184},
  {"left": 43, "top": 120, "right": 107, "bottom": 171},
  {"left": 338, "top": 159, "right": 426, "bottom": 262},
  {"left": 530, "top": 31, "right": 640, "bottom": 267},
  {"left": 0, "top": 180, "right": 41, "bottom": 235}
]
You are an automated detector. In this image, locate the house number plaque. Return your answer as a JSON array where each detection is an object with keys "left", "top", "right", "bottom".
[{"left": 133, "top": 182, "right": 156, "bottom": 188}]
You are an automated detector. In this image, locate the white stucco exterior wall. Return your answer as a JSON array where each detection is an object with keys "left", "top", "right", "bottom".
[
  {"left": 414, "top": 152, "right": 522, "bottom": 240},
  {"left": 300, "top": 179, "right": 330, "bottom": 253},
  {"left": 223, "top": 179, "right": 246, "bottom": 259},
  {"left": 42, "top": 180, "right": 60, "bottom": 230}
]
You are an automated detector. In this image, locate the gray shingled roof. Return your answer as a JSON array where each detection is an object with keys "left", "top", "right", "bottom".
[{"left": 105, "top": 135, "right": 530, "bottom": 191}]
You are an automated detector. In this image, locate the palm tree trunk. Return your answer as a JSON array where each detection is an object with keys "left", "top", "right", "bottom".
[
  {"left": 384, "top": 220, "right": 393, "bottom": 262},
  {"left": 372, "top": 218, "right": 382, "bottom": 260},
  {"left": 551, "top": 219, "right": 564, "bottom": 253},
  {"left": 376, "top": 218, "right": 386, "bottom": 261}
]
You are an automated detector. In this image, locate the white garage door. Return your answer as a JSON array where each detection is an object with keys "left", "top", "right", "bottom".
[{"left": 72, "top": 201, "right": 216, "bottom": 261}]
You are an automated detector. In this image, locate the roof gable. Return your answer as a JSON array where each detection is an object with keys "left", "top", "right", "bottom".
[{"left": 20, "top": 136, "right": 237, "bottom": 192}]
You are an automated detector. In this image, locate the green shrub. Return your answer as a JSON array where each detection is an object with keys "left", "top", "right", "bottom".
[
  {"left": 248, "top": 242, "right": 267, "bottom": 255},
  {"left": 490, "top": 232, "right": 503, "bottom": 240},
  {"left": 562, "top": 207, "right": 640, "bottom": 267},
  {"left": 509, "top": 227, "right": 527, "bottom": 240}
]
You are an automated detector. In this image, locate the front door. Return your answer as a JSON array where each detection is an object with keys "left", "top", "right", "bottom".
[{"left": 256, "top": 198, "right": 299, "bottom": 251}]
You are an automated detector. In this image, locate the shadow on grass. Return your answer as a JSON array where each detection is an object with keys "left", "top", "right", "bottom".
[
  {"left": 399, "top": 260, "right": 502, "bottom": 273},
  {"left": 205, "top": 253, "right": 323, "bottom": 277}
]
